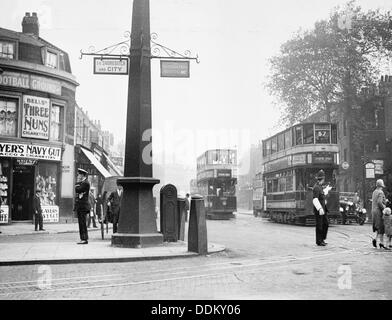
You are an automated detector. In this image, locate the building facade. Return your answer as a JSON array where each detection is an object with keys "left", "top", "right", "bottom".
[{"left": 0, "top": 13, "right": 78, "bottom": 223}]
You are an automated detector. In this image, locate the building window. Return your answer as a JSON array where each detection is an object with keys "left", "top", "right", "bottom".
[
  {"left": 46, "top": 51, "right": 58, "bottom": 69},
  {"left": 373, "top": 141, "right": 380, "bottom": 153},
  {"left": 343, "top": 148, "right": 347, "bottom": 162},
  {"left": 0, "top": 41, "right": 15, "bottom": 59},
  {"left": 50, "top": 104, "right": 63, "bottom": 141},
  {"left": 343, "top": 119, "right": 347, "bottom": 136},
  {"left": 0, "top": 98, "right": 17, "bottom": 136}
]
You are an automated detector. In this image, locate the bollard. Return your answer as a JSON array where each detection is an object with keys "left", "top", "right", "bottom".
[
  {"left": 160, "top": 184, "right": 178, "bottom": 242},
  {"left": 177, "top": 197, "right": 186, "bottom": 241},
  {"left": 188, "top": 195, "right": 208, "bottom": 255}
]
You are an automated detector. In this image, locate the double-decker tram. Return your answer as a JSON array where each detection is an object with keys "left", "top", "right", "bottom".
[
  {"left": 262, "top": 122, "right": 340, "bottom": 225},
  {"left": 196, "top": 149, "right": 237, "bottom": 219},
  {"left": 252, "top": 171, "right": 264, "bottom": 217}
]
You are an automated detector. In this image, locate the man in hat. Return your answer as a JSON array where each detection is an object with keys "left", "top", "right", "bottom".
[
  {"left": 74, "top": 168, "right": 90, "bottom": 244},
  {"left": 33, "top": 189, "right": 44, "bottom": 231},
  {"left": 371, "top": 179, "right": 387, "bottom": 249},
  {"left": 107, "top": 181, "right": 123, "bottom": 233},
  {"left": 312, "top": 169, "right": 329, "bottom": 246}
]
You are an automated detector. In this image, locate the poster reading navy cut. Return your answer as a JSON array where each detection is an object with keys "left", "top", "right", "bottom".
[{"left": 22, "top": 95, "right": 50, "bottom": 140}]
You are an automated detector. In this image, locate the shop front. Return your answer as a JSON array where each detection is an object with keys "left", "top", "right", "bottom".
[{"left": 0, "top": 142, "right": 62, "bottom": 224}]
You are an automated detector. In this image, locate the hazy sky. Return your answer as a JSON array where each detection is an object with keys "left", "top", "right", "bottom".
[{"left": 2, "top": 0, "right": 391, "bottom": 169}]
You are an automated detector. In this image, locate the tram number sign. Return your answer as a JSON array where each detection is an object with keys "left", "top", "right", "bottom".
[{"left": 160, "top": 60, "right": 190, "bottom": 78}]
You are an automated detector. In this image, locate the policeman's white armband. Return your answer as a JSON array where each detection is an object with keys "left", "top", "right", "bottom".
[{"left": 313, "top": 198, "right": 322, "bottom": 211}]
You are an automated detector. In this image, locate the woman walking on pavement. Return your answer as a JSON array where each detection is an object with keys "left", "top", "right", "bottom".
[{"left": 371, "top": 179, "right": 389, "bottom": 250}]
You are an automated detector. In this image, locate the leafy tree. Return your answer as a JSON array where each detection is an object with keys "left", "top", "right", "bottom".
[{"left": 266, "top": 0, "right": 392, "bottom": 126}]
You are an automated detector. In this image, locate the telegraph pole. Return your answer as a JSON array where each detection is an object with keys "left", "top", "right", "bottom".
[{"left": 112, "top": 0, "right": 163, "bottom": 247}]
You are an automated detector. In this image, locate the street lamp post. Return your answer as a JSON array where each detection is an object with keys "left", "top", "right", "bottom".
[{"left": 111, "top": 0, "right": 163, "bottom": 247}]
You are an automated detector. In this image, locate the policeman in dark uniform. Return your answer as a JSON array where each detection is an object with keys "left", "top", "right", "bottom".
[
  {"left": 74, "top": 168, "right": 90, "bottom": 244},
  {"left": 312, "top": 169, "right": 329, "bottom": 246}
]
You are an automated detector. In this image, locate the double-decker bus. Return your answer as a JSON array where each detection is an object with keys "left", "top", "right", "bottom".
[
  {"left": 196, "top": 149, "right": 237, "bottom": 219},
  {"left": 262, "top": 122, "right": 340, "bottom": 225},
  {"left": 252, "top": 171, "right": 264, "bottom": 217}
]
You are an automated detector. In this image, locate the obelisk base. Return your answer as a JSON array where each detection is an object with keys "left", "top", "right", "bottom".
[{"left": 111, "top": 177, "right": 163, "bottom": 248}]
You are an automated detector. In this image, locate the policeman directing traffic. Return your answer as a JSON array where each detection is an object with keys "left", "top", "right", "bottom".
[{"left": 312, "top": 169, "right": 329, "bottom": 246}]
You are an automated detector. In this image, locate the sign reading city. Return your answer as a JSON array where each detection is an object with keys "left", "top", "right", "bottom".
[
  {"left": 22, "top": 95, "right": 50, "bottom": 140},
  {"left": 160, "top": 60, "right": 190, "bottom": 78},
  {"left": 94, "top": 58, "right": 129, "bottom": 75}
]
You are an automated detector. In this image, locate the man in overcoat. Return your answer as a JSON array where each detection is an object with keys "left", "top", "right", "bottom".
[
  {"left": 312, "top": 169, "right": 329, "bottom": 246},
  {"left": 74, "top": 168, "right": 90, "bottom": 244},
  {"left": 107, "top": 181, "right": 123, "bottom": 233}
]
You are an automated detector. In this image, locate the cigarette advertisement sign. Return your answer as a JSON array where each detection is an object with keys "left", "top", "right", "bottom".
[
  {"left": 0, "top": 206, "right": 9, "bottom": 224},
  {"left": 22, "top": 95, "right": 50, "bottom": 140},
  {"left": 42, "top": 206, "right": 59, "bottom": 223},
  {"left": 0, "top": 142, "right": 62, "bottom": 161}
]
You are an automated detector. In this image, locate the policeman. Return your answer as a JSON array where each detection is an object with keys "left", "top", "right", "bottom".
[
  {"left": 312, "top": 169, "right": 329, "bottom": 246},
  {"left": 74, "top": 168, "right": 90, "bottom": 244}
]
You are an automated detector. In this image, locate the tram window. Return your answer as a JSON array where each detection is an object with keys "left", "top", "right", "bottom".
[
  {"left": 331, "top": 124, "right": 337, "bottom": 144},
  {"left": 228, "top": 150, "right": 236, "bottom": 164},
  {"left": 271, "top": 137, "right": 277, "bottom": 154},
  {"left": 277, "top": 133, "right": 285, "bottom": 151},
  {"left": 265, "top": 140, "right": 271, "bottom": 156},
  {"left": 315, "top": 124, "right": 330, "bottom": 144},
  {"left": 286, "top": 175, "right": 293, "bottom": 191},
  {"left": 284, "top": 130, "right": 292, "bottom": 149},
  {"left": 272, "top": 179, "right": 278, "bottom": 193},
  {"left": 294, "top": 126, "right": 303, "bottom": 145},
  {"left": 303, "top": 124, "right": 314, "bottom": 144},
  {"left": 267, "top": 180, "right": 273, "bottom": 193},
  {"left": 278, "top": 177, "right": 285, "bottom": 192}
]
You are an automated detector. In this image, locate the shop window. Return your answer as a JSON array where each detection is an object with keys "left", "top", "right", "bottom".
[
  {"left": 315, "top": 124, "right": 331, "bottom": 144},
  {"left": 0, "top": 98, "right": 17, "bottom": 137},
  {"left": 46, "top": 50, "right": 58, "bottom": 69},
  {"left": 36, "top": 163, "right": 58, "bottom": 206},
  {"left": 303, "top": 124, "right": 314, "bottom": 144},
  {"left": 0, "top": 159, "right": 10, "bottom": 223},
  {"left": 0, "top": 41, "right": 15, "bottom": 59},
  {"left": 50, "top": 104, "right": 63, "bottom": 141}
]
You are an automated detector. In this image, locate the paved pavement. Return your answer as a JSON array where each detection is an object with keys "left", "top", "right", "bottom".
[{"left": 0, "top": 221, "right": 225, "bottom": 265}]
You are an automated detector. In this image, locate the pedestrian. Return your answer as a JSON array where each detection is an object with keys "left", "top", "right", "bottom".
[
  {"left": 87, "top": 188, "right": 98, "bottom": 228},
  {"left": 107, "top": 181, "right": 123, "bottom": 233},
  {"left": 372, "top": 179, "right": 388, "bottom": 249},
  {"left": 33, "top": 189, "right": 45, "bottom": 231},
  {"left": 383, "top": 207, "right": 392, "bottom": 249},
  {"left": 312, "top": 169, "right": 329, "bottom": 246},
  {"left": 74, "top": 168, "right": 90, "bottom": 244},
  {"left": 96, "top": 193, "right": 104, "bottom": 224},
  {"left": 185, "top": 193, "right": 190, "bottom": 222}
]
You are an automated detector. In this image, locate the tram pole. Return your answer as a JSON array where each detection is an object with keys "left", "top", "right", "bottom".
[{"left": 111, "top": 0, "right": 163, "bottom": 247}]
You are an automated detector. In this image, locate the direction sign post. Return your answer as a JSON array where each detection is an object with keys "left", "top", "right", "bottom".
[{"left": 160, "top": 60, "right": 190, "bottom": 78}]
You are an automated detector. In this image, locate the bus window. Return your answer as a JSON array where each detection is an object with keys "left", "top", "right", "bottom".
[
  {"left": 303, "top": 123, "right": 314, "bottom": 144},
  {"left": 294, "top": 126, "right": 303, "bottom": 145},
  {"left": 315, "top": 124, "right": 330, "bottom": 144},
  {"left": 277, "top": 133, "right": 285, "bottom": 151},
  {"left": 331, "top": 124, "right": 337, "bottom": 144},
  {"left": 284, "top": 130, "right": 292, "bottom": 149},
  {"left": 271, "top": 136, "right": 277, "bottom": 154}
]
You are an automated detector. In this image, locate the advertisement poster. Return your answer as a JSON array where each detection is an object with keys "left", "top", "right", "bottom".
[
  {"left": 22, "top": 95, "right": 50, "bottom": 140},
  {"left": 0, "top": 142, "right": 61, "bottom": 161},
  {"left": 0, "top": 206, "right": 9, "bottom": 224},
  {"left": 42, "top": 206, "right": 59, "bottom": 223}
]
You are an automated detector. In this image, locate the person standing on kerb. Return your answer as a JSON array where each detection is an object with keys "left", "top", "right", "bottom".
[
  {"left": 185, "top": 193, "right": 190, "bottom": 222},
  {"left": 74, "top": 168, "right": 90, "bottom": 244},
  {"left": 33, "top": 189, "right": 44, "bottom": 231},
  {"left": 107, "top": 182, "right": 123, "bottom": 234},
  {"left": 312, "top": 170, "right": 329, "bottom": 246}
]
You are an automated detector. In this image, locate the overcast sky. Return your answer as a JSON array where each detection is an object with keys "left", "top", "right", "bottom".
[{"left": 2, "top": 0, "right": 391, "bottom": 169}]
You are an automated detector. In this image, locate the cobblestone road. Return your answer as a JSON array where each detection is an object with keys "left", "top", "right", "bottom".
[{"left": 0, "top": 213, "right": 390, "bottom": 300}]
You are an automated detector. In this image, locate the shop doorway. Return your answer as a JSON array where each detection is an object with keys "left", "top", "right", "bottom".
[{"left": 12, "top": 165, "right": 35, "bottom": 221}]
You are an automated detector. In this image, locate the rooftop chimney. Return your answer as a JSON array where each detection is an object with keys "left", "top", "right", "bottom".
[{"left": 22, "top": 12, "right": 39, "bottom": 37}]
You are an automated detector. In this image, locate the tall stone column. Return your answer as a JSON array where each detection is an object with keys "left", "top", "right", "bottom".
[{"left": 112, "top": 0, "right": 163, "bottom": 247}]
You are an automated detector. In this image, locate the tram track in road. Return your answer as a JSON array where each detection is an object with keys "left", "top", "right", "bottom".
[{"left": 0, "top": 247, "right": 361, "bottom": 297}]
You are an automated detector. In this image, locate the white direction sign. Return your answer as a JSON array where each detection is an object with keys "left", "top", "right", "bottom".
[
  {"left": 160, "top": 60, "right": 190, "bottom": 78},
  {"left": 94, "top": 58, "right": 128, "bottom": 75}
]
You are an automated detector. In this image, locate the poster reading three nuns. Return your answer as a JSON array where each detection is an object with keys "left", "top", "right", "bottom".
[{"left": 22, "top": 95, "right": 50, "bottom": 140}]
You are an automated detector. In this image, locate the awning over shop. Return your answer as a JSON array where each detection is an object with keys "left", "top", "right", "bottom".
[
  {"left": 103, "top": 153, "right": 123, "bottom": 176},
  {"left": 80, "top": 147, "right": 112, "bottom": 179}
]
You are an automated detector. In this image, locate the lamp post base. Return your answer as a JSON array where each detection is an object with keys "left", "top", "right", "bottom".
[{"left": 111, "top": 177, "right": 163, "bottom": 248}]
